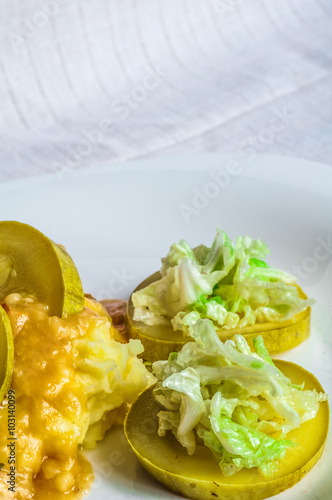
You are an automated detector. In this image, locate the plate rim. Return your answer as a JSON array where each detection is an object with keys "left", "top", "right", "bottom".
[{"left": 1, "top": 153, "right": 332, "bottom": 194}]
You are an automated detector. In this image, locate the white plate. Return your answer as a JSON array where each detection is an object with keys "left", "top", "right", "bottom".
[{"left": 1, "top": 154, "right": 331, "bottom": 500}]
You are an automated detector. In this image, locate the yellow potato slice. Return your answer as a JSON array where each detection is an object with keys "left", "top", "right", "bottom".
[
  {"left": 0, "top": 304, "right": 14, "bottom": 403},
  {"left": 0, "top": 221, "right": 84, "bottom": 318},
  {"left": 125, "top": 360, "right": 329, "bottom": 500},
  {"left": 126, "top": 272, "right": 310, "bottom": 362}
]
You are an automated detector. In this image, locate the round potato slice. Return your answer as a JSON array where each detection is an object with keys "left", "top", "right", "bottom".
[
  {"left": 0, "top": 304, "right": 14, "bottom": 403},
  {"left": 125, "top": 360, "right": 329, "bottom": 500},
  {"left": 126, "top": 272, "right": 310, "bottom": 362},
  {"left": 0, "top": 221, "right": 84, "bottom": 318}
]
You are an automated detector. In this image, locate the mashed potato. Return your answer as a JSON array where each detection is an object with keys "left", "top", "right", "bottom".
[{"left": 0, "top": 294, "right": 155, "bottom": 499}]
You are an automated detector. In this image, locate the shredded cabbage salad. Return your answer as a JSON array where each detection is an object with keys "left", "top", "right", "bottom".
[
  {"left": 152, "top": 319, "right": 328, "bottom": 476},
  {"left": 132, "top": 228, "right": 314, "bottom": 334}
]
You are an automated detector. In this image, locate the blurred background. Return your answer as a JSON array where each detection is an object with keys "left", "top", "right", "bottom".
[{"left": 0, "top": 0, "right": 331, "bottom": 181}]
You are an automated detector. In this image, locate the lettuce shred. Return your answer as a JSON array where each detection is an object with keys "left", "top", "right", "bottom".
[
  {"left": 132, "top": 228, "right": 314, "bottom": 334},
  {"left": 152, "top": 319, "right": 328, "bottom": 476}
]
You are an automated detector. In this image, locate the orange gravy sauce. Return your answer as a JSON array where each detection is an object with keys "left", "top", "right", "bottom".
[{"left": 0, "top": 296, "right": 98, "bottom": 499}]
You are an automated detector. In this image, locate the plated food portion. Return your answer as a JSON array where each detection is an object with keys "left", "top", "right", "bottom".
[
  {"left": 0, "top": 222, "right": 154, "bottom": 499},
  {"left": 125, "top": 319, "right": 329, "bottom": 500},
  {"left": 0, "top": 221, "right": 329, "bottom": 500},
  {"left": 126, "top": 228, "right": 313, "bottom": 362}
]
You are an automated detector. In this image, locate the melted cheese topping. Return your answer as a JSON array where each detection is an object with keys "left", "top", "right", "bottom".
[{"left": 0, "top": 295, "right": 154, "bottom": 499}]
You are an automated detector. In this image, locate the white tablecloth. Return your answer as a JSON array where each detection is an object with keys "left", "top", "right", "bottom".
[{"left": 0, "top": 0, "right": 331, "bottom": 181}]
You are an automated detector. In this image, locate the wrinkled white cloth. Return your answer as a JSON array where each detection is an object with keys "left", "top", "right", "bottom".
[{"left": 0, "top": 0, "right": 331, "bottom": 181}]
